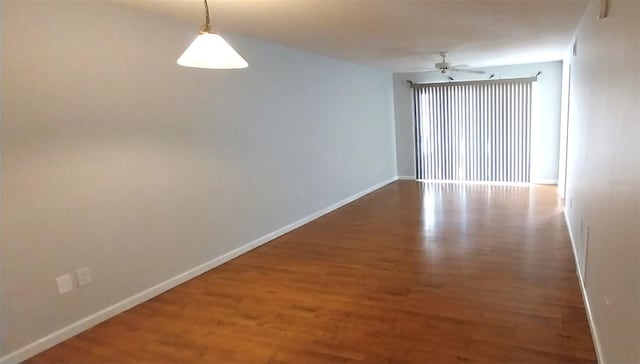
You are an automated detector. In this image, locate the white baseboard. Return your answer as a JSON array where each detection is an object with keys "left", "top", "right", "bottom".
[
  {"left": 397, "top": 175, "right": 415, "bottom": 180},
  {"left": 0, "top": 176, "right": 398, "bottom": 364},
  {"left": 564, "top": 212, "right": 604, "bottom": 364},
  {"left": 532, "top": 179, "right": 559, "bottom": 185}
]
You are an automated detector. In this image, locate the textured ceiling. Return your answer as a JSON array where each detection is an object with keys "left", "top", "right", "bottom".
[{"left": 115, "top": 0, "right": 589, "bottom": 72}]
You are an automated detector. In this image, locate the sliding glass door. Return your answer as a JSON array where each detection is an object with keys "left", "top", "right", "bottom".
[{"left": 412, "top": 79, "right": 533, "bottom": 182}]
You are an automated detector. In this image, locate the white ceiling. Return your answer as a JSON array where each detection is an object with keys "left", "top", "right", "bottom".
[{"left": 116, "top": 0, "right": 589, "bottom": 72}]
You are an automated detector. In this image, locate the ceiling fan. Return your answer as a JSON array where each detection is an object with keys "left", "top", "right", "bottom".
[{"left": 422, "top": 52, "right": 486, "bottom": 77}]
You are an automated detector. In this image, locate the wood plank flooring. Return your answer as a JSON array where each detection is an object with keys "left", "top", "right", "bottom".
[{"left": 26, "top": 181, "right": 596, "bottom": 363}]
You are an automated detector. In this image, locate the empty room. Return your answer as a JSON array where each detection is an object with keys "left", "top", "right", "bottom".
[{"left": 1, "top": 0, "right": 638, "bottom": 363}]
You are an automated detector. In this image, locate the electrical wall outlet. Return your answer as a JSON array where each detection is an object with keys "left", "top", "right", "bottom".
[
  {"left": 56, "top": 274, "right": 73, "bottom": 294},
  {"left": 75, "top": 267, "right": 93, "bottom": 287}
]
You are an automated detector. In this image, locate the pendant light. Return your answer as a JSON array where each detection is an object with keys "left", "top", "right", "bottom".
[{"left": 177, "top": 0, "right": 248, "bottom": 69}]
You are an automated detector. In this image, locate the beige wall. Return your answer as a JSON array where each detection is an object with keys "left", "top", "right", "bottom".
[
  {"left": 0, "top": 1, "right": 396, "bottom": 358},
  {"left": 564, "top": 0, "right": 639, "bottom": 363}
]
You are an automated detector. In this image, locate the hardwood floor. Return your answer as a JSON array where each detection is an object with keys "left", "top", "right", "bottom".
[{"left": 27, "top": 181, "right": 596, "bottom": 363}]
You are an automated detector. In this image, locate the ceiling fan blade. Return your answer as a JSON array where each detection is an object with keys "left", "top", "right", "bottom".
[
  {"left": 452, "top": 64, "right": 471, "bottom": 68},
  {"left": 452, "top": 68, "right": 486, "bottom": 74},
  {"left": 409, "top": 67, "right": 438, "bottom": 72}
]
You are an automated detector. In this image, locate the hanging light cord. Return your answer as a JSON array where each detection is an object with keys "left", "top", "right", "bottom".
[{"left": 201, "top": 0, "right": 211, "bottom": 33}]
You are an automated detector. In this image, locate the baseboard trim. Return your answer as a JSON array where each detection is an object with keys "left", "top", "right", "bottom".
[
  {"left": 0, "top": 176, "right": 398, "bottom": 364},
  {"left": 532, "top": 179, "right": 559, "bottom": 185},
  {"left": 564, "top": 211, "right": 604, "bottom": 364},
  {"left": 397, "top": 175, "right": 415, "bottom": 180}
]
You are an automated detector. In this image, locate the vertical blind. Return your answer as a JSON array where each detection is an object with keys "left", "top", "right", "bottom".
[{"left": 413, "top": 79, "right": 533, "bottom": 182}]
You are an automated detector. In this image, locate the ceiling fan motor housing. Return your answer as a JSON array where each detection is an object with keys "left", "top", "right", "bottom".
[{"left": 436, "top": 61, "right": 450, "bottom": 72}]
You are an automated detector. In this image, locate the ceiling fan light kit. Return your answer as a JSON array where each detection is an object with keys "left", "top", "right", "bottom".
[{"left": 177, "top": 0, "right": 248, "bottom": 69}]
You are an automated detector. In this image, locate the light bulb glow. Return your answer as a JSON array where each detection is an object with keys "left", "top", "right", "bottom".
[{"left": 177, "top": 33, "right": 248, "bottom": 69}]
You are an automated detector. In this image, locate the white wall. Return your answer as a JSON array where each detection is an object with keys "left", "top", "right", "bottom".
[
  {"left": 393, "top": 61, "right": 563, "bottom": 183},
  {"left": 0, "top": 1, "right": 396, "bottom": 359},
  {"left": 564, "top": 1, "right": 639, "bottom": 363}
]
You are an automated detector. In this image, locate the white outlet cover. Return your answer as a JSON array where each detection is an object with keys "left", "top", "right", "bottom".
[
  {"left": 76, "top": 267, "right": 93, "bottom": 287},
  {"left": 56, "top": 274, "right": 73, "bottom": 294}
]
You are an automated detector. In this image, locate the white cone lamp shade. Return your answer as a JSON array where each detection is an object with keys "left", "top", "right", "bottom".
[{"left": 177, "top": 32, "right": 248, "bottom": 69}]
